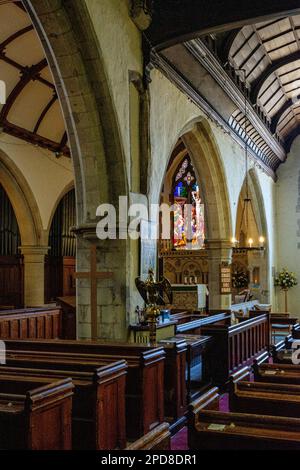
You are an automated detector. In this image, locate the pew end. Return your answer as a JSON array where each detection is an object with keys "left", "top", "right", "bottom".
[
  {"left": 25, "top": 378, "right": 74, "bottom": 450},
  {"left": 125, "top": 423, "right": 171, "bottom": 450},
  {"left": 228, "top": 367, "right": 251, "bottom": 410}
]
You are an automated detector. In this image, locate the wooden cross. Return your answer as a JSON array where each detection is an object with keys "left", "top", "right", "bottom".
[{"left": 75, "top": 244, "right": 113, "bottom": 339}]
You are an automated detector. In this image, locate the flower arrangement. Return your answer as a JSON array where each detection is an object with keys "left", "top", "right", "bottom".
[
  {"left": 232, "top": 269, "right": 249, "bottom": 289},
  {"left": 274, "top": 268, "right": 298, "bottom": 290}
]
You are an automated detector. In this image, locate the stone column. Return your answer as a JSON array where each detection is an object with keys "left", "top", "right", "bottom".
[
  {"left": 20, "top": 245, "right": 49, "bottom": 307},
  {"left": 74, "top": 224, "right": 127, "bottom": 341},
  {"left": 206, "top": 239, "right": 233, "bottom": 310}
]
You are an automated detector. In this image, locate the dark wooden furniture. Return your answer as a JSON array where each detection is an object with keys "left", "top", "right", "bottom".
[
  {"left": 57, "top": 296, "right": 76, "bottom": 339},
  {"left": 201, "top": 314, "right": 270, "bottom": 386},
  {"left": 0, "top": 306, "right": 62, "bottom": 339},
  {"left": 176, "top": 334, "right": 213, "bottom": 402},
  {"left": 158, "top": 338, "right": 187, "bottom": 425},
  {"left": 45, "top": 256, "right": 76, "bottom": 303},
  {"left": 3, "top": 339, "right": 165, "bottom": 440},
  {"left": 0, "top": 376, "right": 73, "bottom": 449},
  {"left": 253, "top": 361, "right": 300, "bottom": 385},
  {"left": 125, "top": 423, "right": 171, "bottom": 450},
  {"left": 0, "top": 354, "right": 127, "bottom": 450},
  {"left": 188, "top": 408, "right": 300, "bottom": 450},
  {"left": 229, "top": 379, "right": 300, "bottom": 418},
  {"left": 175, "top": 312, "right": 231, "bottom": 335},
  {"left": 0, "top": 255, "right": 24, "bottom": 309}
]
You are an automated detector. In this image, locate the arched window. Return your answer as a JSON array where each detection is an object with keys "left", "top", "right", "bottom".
[{"left": 172, "top": 156, "right": 205, "bottom": 250}]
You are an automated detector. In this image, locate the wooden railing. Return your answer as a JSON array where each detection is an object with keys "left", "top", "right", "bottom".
[
  {"left": 175, "top": 312, "right": 231, "bottom": 334},
  {"left": 228, "top": 314, "right": 269, "bottom": 373},
  {"left": 201, "top": 314, "right": 270, "bottom": 386},
  {"left": 0, "top": 307, "right": 62, "bottom": 339}
]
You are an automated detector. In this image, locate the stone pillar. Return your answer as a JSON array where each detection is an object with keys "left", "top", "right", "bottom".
[
  {"left": 74, "top": 224, "right": 127, "bottom": 341},
  {"left": 206, "top": 239, "right": 232, "bottom": 310},
  {"left": 20, "top": 245, "right": 49, "bottom": 307}
]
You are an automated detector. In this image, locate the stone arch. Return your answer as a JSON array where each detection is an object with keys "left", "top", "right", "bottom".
[
  {"left": 24, "top": 0, "right": 128, "bottom": 224},
  {"left": 235, "top": 168, "right": 270, "bottom": 302},
  {"left": 235, "top": 168, "right": 268, "bottom": 241},
  {"left": 0, "top": 149, "right": 43, "bottom": 246},
  {"left": 46, "top": 181, "right": 75, "bottom": 237}
]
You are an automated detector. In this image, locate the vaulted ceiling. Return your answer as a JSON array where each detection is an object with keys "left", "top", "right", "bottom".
[
  {"left": 146, "top": 2, "right": 300, "bottom": 174},
  {"left": 228, "top": 16, "right": 300, "bottom": 146},
  {"left": 0, "top": 1, "right": 69, "bottom": 156}
]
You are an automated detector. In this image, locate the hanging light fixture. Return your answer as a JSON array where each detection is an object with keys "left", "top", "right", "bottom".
[{"left": 232, "top": 69, "right": 265, "bottom": 252}]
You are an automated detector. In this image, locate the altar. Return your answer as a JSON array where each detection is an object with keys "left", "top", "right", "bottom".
[{"left": 170, "top": 284, "right": 208, "bottom": 311}]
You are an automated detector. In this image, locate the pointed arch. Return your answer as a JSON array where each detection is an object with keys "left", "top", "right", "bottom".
[
  {"left": 0, "top": 149, "right": 43, "bottom": 246},
  {"left": 24, "top": 0, "right": 128, "bottom": 225}
]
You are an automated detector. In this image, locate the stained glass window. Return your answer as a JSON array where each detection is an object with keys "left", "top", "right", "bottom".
[{"left": 172, "top": 157, "right": 205, "bottom": 250}]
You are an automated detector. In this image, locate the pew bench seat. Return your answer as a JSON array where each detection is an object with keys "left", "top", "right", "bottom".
[
  {"left": 0, "top": 377, "right": 73, "bottom": 450},
  {"left": 189, "top": 409, "right": 300, "bottom": 450},
  {"left": 3, "top": 340, "right": 166, "bottom": 440},
  {"left": 0, "top": 358, "right": 127, "bottom": 450}
]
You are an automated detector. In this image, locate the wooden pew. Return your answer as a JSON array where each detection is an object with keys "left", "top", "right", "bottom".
[
  {"left": 201, "top": 314, "right": 270, "bottom": 386},
  {"left": 0, "top": 376, "right": 73, "bottom": 449},
  {"left": 0, "top": 357, "right": 127, "bottom": 450},
  {"left": 253, "top": 361, "right": 300, "bottom": 385},
  {"left": 188, "top": 408, "right": 300, "bottom": 450},
  {"left": 125, "top": 423, "right": 171, "bottom": 450},
  {"left": 229, "top": 375, "right": 300, "bottom": 418},
  {"left": 3, "top": 339, "right": 165, "bottom": 440},
  {"left": 158, "top": 338, "right": 187, "bottom": 425},
  {"left": 0, "top": 306, "right": 62, "bottom": 340}
]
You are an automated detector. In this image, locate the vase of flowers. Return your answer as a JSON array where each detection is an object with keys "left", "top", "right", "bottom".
[{"left": 274, "top": 268, "right": 298, "bottom": 313}]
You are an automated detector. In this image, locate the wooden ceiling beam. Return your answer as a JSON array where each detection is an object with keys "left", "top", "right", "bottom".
[
  {"left": 0, "top": 58, "right": 47, "bottom": 121},
  {"left": 1, "top": 119, "right": 70, "bottom": 157},
  {"left": 0, "top": 25, "right": 33, "bottom": 51},
  {"left": 250, "top": 50, "right": 300, "bottom": 103},
  {"left": 0, "top": 52, "right": 55, "bottom": 90},
  {"left": 33, "top": 93, "right": 58, "bottom": 133}
]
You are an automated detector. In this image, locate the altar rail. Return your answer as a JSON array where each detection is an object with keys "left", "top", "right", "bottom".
[
  {"left": 201, "top": 314, "right": 270, "bottom": 386},
  {"left": 0, "top": 307, "right": 62, "bottom": 340}
]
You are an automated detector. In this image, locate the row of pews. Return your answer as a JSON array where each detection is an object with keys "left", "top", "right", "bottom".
[
  {"left": 0, "top": 306, "right": 62, "bottom": 339},
  {"left": 0, "top": 305, "right": 278, "bottom": 450},
  {"left": 189, "top": 327, "right": 300, "bottom": 450},
  {"left": 0, "top": 339, "right": 170, "bottom": 450}
]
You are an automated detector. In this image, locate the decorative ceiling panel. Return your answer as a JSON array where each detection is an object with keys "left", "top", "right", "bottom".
[
  {"left": 228, "top": 15, "right": 300, "bottom": 144},
  {"left": 0, "top": 2, "right": 69, "bottom": 156}
]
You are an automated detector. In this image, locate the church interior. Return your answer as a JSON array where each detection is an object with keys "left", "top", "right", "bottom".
[{"left": 1, "top": 0, "right": 300, "bottom": 452}]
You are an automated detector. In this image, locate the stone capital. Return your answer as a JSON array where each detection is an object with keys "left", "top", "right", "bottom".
[{"left": 19, "top": 245, "right": 49, "bottom": 259}]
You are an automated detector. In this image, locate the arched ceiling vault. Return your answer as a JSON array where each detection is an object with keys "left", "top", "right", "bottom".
[
  {"left": 227, "top": 15, "right": 300, "bottom": 146},
  {"left": 0, "top": 1, "right": 69, "bottom": 156}
]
